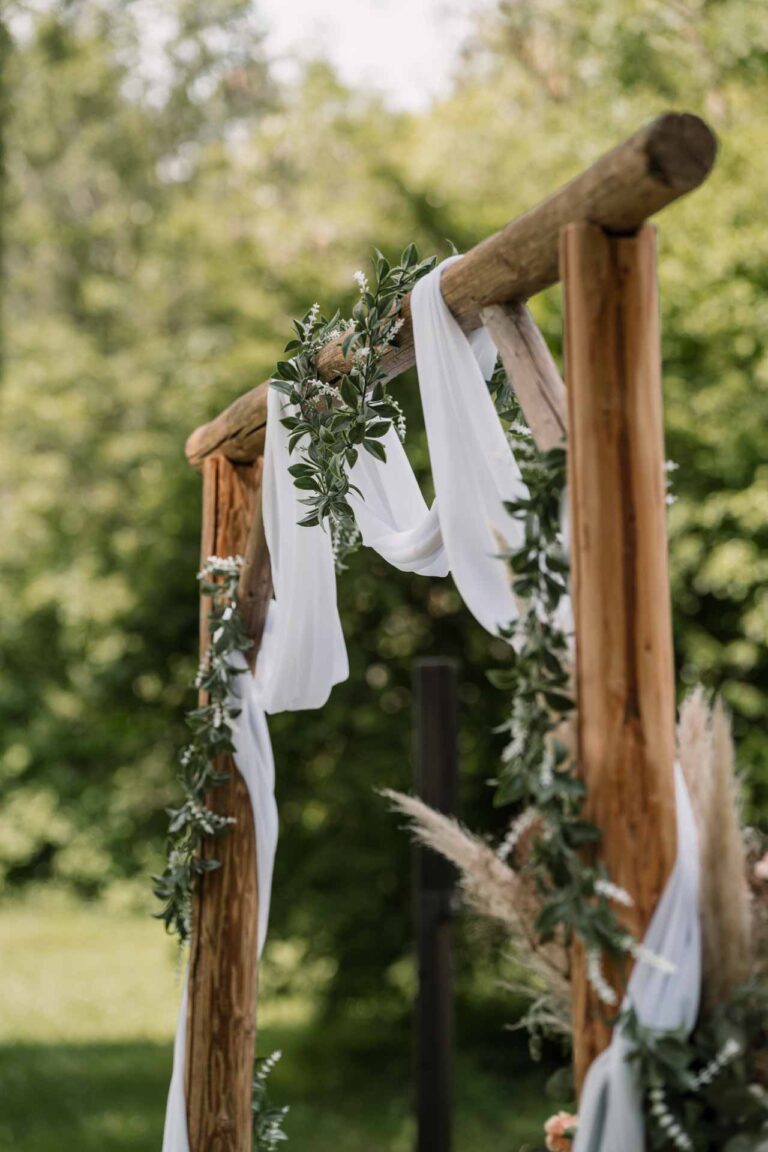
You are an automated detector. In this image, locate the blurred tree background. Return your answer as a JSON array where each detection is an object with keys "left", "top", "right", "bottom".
[{"left": 0, "top": 0, "right": 766, "bottom": 1144}]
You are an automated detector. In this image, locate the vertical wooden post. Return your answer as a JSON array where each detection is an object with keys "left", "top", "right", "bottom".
[
  {"left": 414, "top": 658, "right": 458, "bottom": 1152},
  {"left": 185, "top": 455, "right": 268, "bottom": 1152},
  {"left": 561, "top": 224, "right": 678, "bottom": 1091}
]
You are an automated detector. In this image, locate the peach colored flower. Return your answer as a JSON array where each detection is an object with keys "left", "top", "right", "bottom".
[
  {"left": 545, "top": 1111, "right": 579, "bottom": 1151},
  {"left": 755, "top": 853, "right": 768, "bottom": 882}
]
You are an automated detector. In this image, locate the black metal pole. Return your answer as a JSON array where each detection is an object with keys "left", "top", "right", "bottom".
[{"left": 413, "top": 658, "right": 458, "bottom": 1152}]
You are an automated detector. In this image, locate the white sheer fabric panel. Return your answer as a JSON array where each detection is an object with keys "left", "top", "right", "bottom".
[
  {"left": 573, "top": 765, "right": 701, "bottom": 1152},
  {"left": 350, "top": 256, "right": 527, "bottom": 635}
]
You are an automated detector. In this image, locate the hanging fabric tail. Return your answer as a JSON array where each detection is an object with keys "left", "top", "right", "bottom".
[
  {"left": 573, "top": 764, "right": 701, "bottom": 1152},
  {"left": 161, "top": 668, "right": 279, "bottom": 1152},
  {"left": 349, "top": 255, "right": 529, "bottom": 637},
  {"left": 410, "top": 256, "right": 528, "bottom": 636}
]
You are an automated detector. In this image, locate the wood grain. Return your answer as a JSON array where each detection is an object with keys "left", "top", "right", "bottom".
[
  {"left": 185, "top": 456, "right": 266, "bottom": 1152},
  {"left": 479, "top": 303, "right": 567, "bottom": 450},
  {"left": 186, "top": 113, "right": 716, "bottom": 468},
  {"left": 561, "top": 223, "right": 678, "bottom": 1092}
]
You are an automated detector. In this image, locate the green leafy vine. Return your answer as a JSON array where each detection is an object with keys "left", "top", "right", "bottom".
[
  {"left": 153, "top": 555, "right": 252, "bottom": 942},
  {"left": 269, "top": 244, "right": 436, "bottom": 569},
  {"left": 252, "top": 1049, "right": 290, "bottom": 1150},
  {"left": 489, "top": 376, "right": 639, "bottom": 1006},
  {"left": 625, "top": 983, "right": 768, "bottom": 1151}
]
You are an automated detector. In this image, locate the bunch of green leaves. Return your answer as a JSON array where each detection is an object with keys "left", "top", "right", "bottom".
[
  {"left": 270, "top": 244, "right": 436, "bottom": 568},
  {"left": 489, "top": 378, "right": 633, "bottom": 998},
  {"left": 252, "top": 1049, "right": 289, "bottom": 1150},
  {"left": 624, "top": 983, "right": 768, "bottom": 1151},
  {"left": 152, "top": 556, "right": 253, "bottom": 942}
]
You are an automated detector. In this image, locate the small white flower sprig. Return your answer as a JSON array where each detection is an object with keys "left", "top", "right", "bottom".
[
  {"left": 252, "top": 1049, "right": 290, "bottom": 1150},
  {"left": 623, "top": 992, "right": 768, "bottom": 1152},
  {"left": 153, "top": 555, "right": 253, "bottom": 942},
  {"left": 488, "top": 374, "right": 645, "bottom": 1007},
  {"left": 269, "top": 244, "right": 435, "bottom": 569}
]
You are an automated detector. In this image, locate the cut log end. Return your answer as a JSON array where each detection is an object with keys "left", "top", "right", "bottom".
[
  {"left": 645, "top": 112, "right": 718, "bottom": 192},
  {"left": 186, "top": 112, "right": 718, "bottom": 469}
]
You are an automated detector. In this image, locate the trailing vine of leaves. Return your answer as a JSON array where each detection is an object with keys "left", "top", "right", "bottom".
[
  {"left": 269, "top": 244, "right": 436, "bottom": 568},
  {"left": 153, "top": 555, "right": 252, "bottom": 943},
  {"left": 488, "top": 373, "right": 636, "bottom": 1005},
  {"left": 625, "top": 984, "right": 768, "bottom": 1151},
  {"left": 252, "top": 1049, "right": 290, "bottom": 1150}
]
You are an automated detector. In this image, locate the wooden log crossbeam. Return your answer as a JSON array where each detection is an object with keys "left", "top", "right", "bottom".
[{"left": 186, "top": 112, "right": 716, "bottom": 469}]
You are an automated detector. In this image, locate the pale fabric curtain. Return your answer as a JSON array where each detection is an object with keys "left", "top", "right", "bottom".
[{"left": 574, "top": 764, "right": 701, "bottom": 1152}]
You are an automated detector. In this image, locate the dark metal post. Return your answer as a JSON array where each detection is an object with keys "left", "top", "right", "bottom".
[{"left": 413, "top": 658, "right": 458, "bottom": 1152}]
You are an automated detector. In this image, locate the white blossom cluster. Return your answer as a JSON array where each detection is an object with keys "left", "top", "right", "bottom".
[
  {"left": 307, "top": 378, "right": 342, "bottom": 404},
  {"left": 692, "top": 1037, "right": 740, "bottom": 1089},
  {"left": 320, "top": 318, "right": 355, "bottom": 348},
  {"left": 331, "top": 518, "right": 361, "bottom": 568},
  {"left": 594, "top": 877, "right": 634, "bottom": 907},
  {"left": 538, "top": 746, "right": 555, "bottom": 788},
  {"left": 306, "top": 301, "right": 320, "bottom": 329},
  {"left": 187, "top": 797, "right": 236, "bottom": 837},
  {"left": 353, "top": 269, "right": 369, "bottom": 294},
  {"left": 198, "top": 554, "right": 244, "bottom": 580},
  {"left": 194, "top": 648, "right": 213, "bottom": 688},
  {"left": 383, "top": 315, "right": 405, "bottom": 346},
  {"left": 648, "top": 1085, "right": 693, "bottom": 1151},
  {"left": 586, "top": 947, "right": 619, "bottom": 1006},
  {"left": 390, "top": 397, "right": 407, "bottom": 442},
  {"left": 498, "top": 807, "right": 537, "bottom": 863},
  {"left": 622, "top": 935, "right": 678, "bottom": 975}
]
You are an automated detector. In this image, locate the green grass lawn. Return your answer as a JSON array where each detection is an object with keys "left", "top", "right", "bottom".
[{"left": 0, "top": 895, "right": 550, "bottom": 1151}]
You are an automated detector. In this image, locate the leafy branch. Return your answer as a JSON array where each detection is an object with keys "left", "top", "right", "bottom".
[
  {"left": 253, "top": 1049, "right": 289, "bottom": 1150},
  {"left": 624, "top": 982, "right": 768, "bottom": 1150},
  {"left": 488, "top": 376, "right": 638, "bottom": 1006},
  {"left": 152, "top": 555, "right": 252, "bottom": 943},
  {"left": 270, "top": 245, "right": 436, "bottom": 568}
]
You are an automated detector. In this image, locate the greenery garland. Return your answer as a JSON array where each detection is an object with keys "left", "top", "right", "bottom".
[
  {"left": 269, "top": 244, "right": 436, "bottom": 569},
  {"left": 153, "top": 558, "right": 290, "bottom": 1149},
  {"left": 624, "top": 984, "right": 768, "bottom": 1152},
  {"left": 487, "top": 376, "right": 646, "bottom": 1008},
  {"left": 252, "top": 1049, "right": 290, "bottom": 1150},
  {"left": 153, "top": 555, "right": 253, "bottom": 942}
]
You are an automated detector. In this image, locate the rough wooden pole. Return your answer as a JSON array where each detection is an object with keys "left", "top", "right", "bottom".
[
  {"left": 186, "top": 113, "right": 716, "bottom": 468},
  {"left": 480, "top": 303, "right": 567, "bottom": 449},
  {"left": 185, "top": 455, "right": 269, "bottom": 1152},
  {"left": 561, "top": 223, "right": 678, "bottom": 1091}
]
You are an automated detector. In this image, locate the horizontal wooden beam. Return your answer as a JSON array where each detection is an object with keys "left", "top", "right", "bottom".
[{"left": 186, "top": 112, "right": 716, "bottom": 468}]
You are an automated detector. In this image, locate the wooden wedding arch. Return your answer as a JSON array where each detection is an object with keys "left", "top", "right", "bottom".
[{"left": 183, "top": 111, "right": 718, "bottom": 1151}]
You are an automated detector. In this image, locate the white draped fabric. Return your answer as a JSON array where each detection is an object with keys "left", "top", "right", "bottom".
[
  {"left": 162, "top": 258, "right": 701, "bottom": 1151},
  {"left": 574, "top": 764, "right": 701, "bottom": 1152}
]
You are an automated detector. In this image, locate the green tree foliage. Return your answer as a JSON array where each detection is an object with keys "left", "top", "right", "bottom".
[{"left": 0, "top": 0, "right": 765, "bottom": 1019}]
